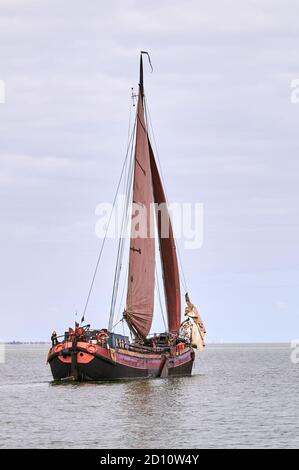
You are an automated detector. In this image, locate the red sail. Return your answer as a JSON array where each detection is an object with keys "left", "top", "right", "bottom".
[
  {"left": 125, "top": 94, "right": 155, "bottom": 338},
  {"left": 149, "top": 142, "right": 181, "bottom": 334}
]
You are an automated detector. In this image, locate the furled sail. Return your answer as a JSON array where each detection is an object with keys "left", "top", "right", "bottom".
[
  {"left": 149, "top": 142, "right": 181, "bottom": 334},
  {"left": 124, "top": 57, "right": 155, "bottom": 338},
  {"left": 179, "top": 293, "right": 206, "bottom": 350}
]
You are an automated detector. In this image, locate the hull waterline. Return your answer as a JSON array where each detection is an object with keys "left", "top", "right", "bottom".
[{"left": 48, "top": 341, "right": 195, "bottom": 382}]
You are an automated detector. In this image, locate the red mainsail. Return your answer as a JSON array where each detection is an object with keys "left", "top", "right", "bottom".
[
  {"left": 125, "top": 53, "right": 181, "bottom": 338},
  {"left": 125, "top": 90, "right": 155, "bottom": 338}
]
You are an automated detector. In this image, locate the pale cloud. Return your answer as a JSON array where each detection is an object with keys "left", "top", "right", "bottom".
[
  {"left": 0, "top": 154, "right": 97, "bottom": 185},
  {"left": 274, "top": 301, "right": 288, "bottom": 312},
  {"left": 0, "top": 0, "right": 298, "bottom": 341}
]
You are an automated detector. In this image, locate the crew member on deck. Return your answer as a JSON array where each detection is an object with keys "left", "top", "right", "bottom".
[
  {"left": 51, "top": 331, "right": 58, "bottom": 346},
  {"left": 68, "top": 327, "right": 75, "bottom": 341}
]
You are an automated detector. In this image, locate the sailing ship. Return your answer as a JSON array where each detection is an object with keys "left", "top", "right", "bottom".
[{"left": 47, "top": 52, "right": 206, "bottom": 381}]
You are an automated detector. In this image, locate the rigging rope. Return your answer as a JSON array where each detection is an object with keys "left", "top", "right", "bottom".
[
  {"left": 81, "top": 119, "right": 137, "bottom": 323},
  {"left": 108, "top": 115, "right": 136, "bottom": 330},
  {"left": 113, "top": 263, "right": 129, "bottom": 329}
]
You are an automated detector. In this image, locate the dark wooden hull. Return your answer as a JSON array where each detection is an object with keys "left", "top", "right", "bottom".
[{"left": 48, "top": 341, "right": 194, "bottom": 381}]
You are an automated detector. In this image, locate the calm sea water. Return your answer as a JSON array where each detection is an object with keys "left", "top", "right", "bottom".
[{"left": 0, "top": 343, "right": 298, "bottom": 449}]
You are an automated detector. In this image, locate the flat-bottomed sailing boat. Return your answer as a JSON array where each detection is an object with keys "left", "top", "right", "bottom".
[{"left": 47, "top": 52, "right": 206, "bottom": 381}]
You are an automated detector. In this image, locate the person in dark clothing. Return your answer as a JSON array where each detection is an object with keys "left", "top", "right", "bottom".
[{"left": 51, "top": 331, "right": 58, "bottom": 347}]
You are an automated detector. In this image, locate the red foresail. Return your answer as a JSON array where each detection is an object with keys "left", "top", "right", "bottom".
[
  {"left": 149, "top": 142, "right": 181, "bottom": 334},
  {"left": 125, "top": 94, "right": 155, "bottom": 338}
]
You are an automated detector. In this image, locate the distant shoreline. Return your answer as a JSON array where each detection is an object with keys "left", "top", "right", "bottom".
[{"left": 4, "top": 341, "right": 50, "bottom": 345}]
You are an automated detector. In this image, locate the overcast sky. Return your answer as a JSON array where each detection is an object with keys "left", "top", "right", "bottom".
[{"left": 0, "top": 0, "right": 298, "bottom": 342}]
